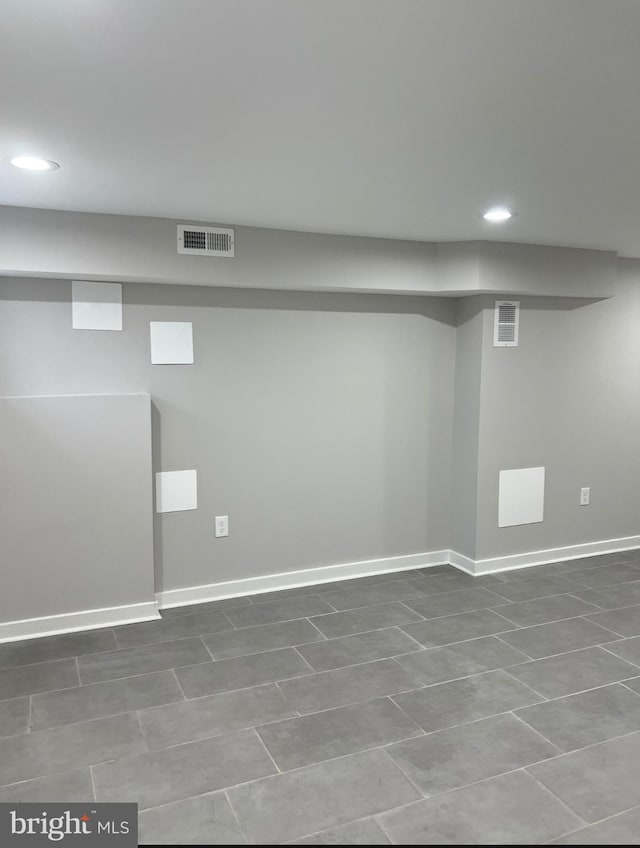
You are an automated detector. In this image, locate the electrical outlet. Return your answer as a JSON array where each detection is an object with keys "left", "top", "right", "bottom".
[
  {"left": 215, "top": 515, "right": 229, "bottom": 537},
  {"left": 580, "top": 487, "right": 590, "bottom": 506}
]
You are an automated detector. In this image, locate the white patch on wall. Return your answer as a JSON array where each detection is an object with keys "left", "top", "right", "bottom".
[
  {"left": 498, "top": 466, "right": 545, "bottom": 528},
  {"left": 72, "top": 281, "right": 122, "bottom": 331},
  {"left": 149, "top": 321, "right": 194, "bottom": 364},
  {"left": 155, "top": 469, "right": 198, "bottom": 513}
]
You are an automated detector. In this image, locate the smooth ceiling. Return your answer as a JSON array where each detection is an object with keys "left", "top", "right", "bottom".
[{"left": 1, "top": 0, "right": 639, "bottom": 256}]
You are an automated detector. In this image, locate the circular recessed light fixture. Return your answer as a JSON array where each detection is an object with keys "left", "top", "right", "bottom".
[
  {"left": 483, "top": 206, "right": 512, "bottom": 222},
  {"left": 10, "top": 156, "right": 60, "bottom": 171}
]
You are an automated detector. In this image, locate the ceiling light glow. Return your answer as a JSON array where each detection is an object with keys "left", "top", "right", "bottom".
[
  {"left": 483, "top": 206, "right": 512, "bottom": 222},
  {"left": 10, "top": 156, "right": 60, "bottom": 171}
]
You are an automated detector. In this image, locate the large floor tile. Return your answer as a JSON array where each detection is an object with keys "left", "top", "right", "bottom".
[
  {"left": 78, "top": 638, "right": 211, "bottom": 684},
  {"left": 549, "top": 806, "right": 640, "bottom": 844},
  {"left": 0, "top": 697, "right": 30, "bottom": 738},
  {"left": 296, "top": 628, "right": 420, "bottom": 672},
  {"left": 386, "top": 713, "right": 557, "bottom": 795},
  {"left": 93, "top": 728, "right": 276, "bottom": 810},
  {"left": 506, "top": 647, "right": 639, "bottom": 698},
  {"left": 515, "top": 683, "right": 640, "bottom": 752},
  {"left": 0, "top": 769, "right": 94, "bottom": 802},
  {"left": 494, "top": 594, "right": 601, "bottom": 627},
  {"left": 114, "top": 609, "right": 233, "bottom": 649},
  {"left": 31, "top": 669, "right": 183, "bottom": 731},
  {"left": 408, "top": 571, "right": 478, "bottom": 594},
  {"left": 0, "top": 713, "right": 146, "bottom": 785},
  {"left": 575, "top": 580, "right": 640, "bottom": 610},
  {"left": 257, "top": 697, "right": 421, "bottom": 770},
  {"left": 378, "top": 769, "right": 582, "bottom": 845},
  {"left": 404, "top": 587, "right": 506, "bottom": 619},
  {"left": 586, "top": 604, "right": 640, "bottom": 637},
  {"left": 139, "top": 682, "right": 296, "bottom": 749},
  {"left": 309, "top": 603, "right": 422, "bottom": 639},
  {"left": 487, "top": 575, "right": 587, "bottom": 603},
  {"left": 497, "top": 617, "right": 618, "bottom": 659},
  {"left": 160, "top": 596, "right": 251, "bottom": 616},
  {"left": 289, "top": 818, "right": 390, "bottom": 845},
  {"left": 602, "top": 635, "right": 640, "bottom": 666},
  {"left": 202, "top": 618, "right": 323, "bottom": 660},
  {"left": 0, "top": 629, "right": 117, "bottom": 670},
  {"left": 226, "top": 595, "right": 333, "bottom": 627},
  {"left": 529, "top": 730, "right": 640, "bottom": 822},
  {"left": 277, "top": 658, "right": 422, "bottom": 714},
  {"left": 138, "top": 792, "right": 245, "bottom": 845},
  {"left": 0, "top": 658, "right": 79, "bottom": 699},
  {"left": 393, "top": 669, "right": 542, "bottom": 733},
  {"left": 400, "top": 608, "right": 518, "bottom": 648},
  {"left": 318, "top": 581, "right": 425, "bottom": 612},
  {"left": 575, "top": 563, "right": 640, "bottom": 589},
  {"left": 395, "top": 635, "right": 528, "bottom": 685},
  {"left": 227, "top": 749, "right": 420, "bottom": 844},
  {"left": 175, "top": 647, "right": 311, "bottom": 697},
  {"left": 557, "top": 553, "right": 632, "bottom": 572}
]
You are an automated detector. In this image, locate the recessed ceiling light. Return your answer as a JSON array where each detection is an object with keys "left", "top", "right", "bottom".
[
  {"left": 483, "top": 206, "right": 512, "bottom": 222},
  {"left": 10, "top": 156, "right": 60, "bottom": 171}
]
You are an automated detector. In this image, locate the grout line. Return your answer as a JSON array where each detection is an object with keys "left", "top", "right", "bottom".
[
  {"left": 89, "top": 765, "right": 97, "bottom": 802},
  {"left": 290, "top": 645, "right": 316, "bottom": 673},
  {"left": 500, "top": 668, "right": 550, "bottom": 701},
  {"left": 170, "top": 668, "right": 188, "bottom": 700},
  {"left": 223, "top": 789, "right": 250, "bottom": 843},
  {"left": 251, "top": 727, "right": 282, "bottom": 774},
  {"left": 198, "top": 635, "right": 216, "bottom": 662},
  {"left": 377, "top": 746, "right": 428, "bottom": 798},
  {"left": 507, "top": 710, "right": 564, "bottom": 755},
  {"left": 134, "top": 710, "right": 150, "bottom": 752},
  {"left": 27, "top": 695, "right": 33, "bottom": 733},
  {"left": 599, "top": 644, "right": 640, "bottom": 669}
]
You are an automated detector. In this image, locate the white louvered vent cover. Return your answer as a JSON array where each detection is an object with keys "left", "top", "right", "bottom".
[
  {"left": 493, "top": 300, "right": 520, "bottom": 347},
  {"left": 177, "top": 225, "right": 235, "bottom": 257}
]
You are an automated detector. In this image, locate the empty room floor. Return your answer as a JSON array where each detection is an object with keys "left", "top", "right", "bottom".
[{"left": 2, "top": 558, "right": 640, "bottom": 844}]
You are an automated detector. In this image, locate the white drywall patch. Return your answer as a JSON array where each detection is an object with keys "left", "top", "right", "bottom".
[
  {"left": 498, "top": 466, "right": 545, "bottom": 528},
  {"left": 155, "top": 469, "right": 198, "bottom": 513},
  {"left": 149, "top": 321, "right": 194, "bottom": 364},
  {"left": 72, "top": 281, "right": 122, "bottom": 330}
]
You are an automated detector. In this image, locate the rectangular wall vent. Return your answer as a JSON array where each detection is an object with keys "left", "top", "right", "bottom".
[
  {"left": 177, "top": 225, "right": 235, "bottom": 257},
  {"left": 493, "top": 300, "right": 520, "bottom": 347}
]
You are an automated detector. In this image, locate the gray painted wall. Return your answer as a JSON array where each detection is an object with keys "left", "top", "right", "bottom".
[
  {"left": 474, "top": 262, "right": 640, "bottom": 558},
  {"left": 0, "top": 393, "right": 154, "bottom": 622},
  {"left": 450, "top": 297, "right": 485, "bottom": 559},
  {"left": 0, "top": 278, "right": 456, "bottom": 594},
  {"left": 0, "top": 206, "right": 615, "bottom": 297}
]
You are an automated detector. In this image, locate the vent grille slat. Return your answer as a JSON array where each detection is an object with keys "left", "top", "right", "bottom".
[
  {"left": 177, "top": 225, "right": 235, "bottom": 257},
  {"left": 494, "top": 300, "right": 520, "bottom": 347}
]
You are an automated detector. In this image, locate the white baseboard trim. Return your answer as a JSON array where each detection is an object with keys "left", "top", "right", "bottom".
[
  {"left": 0, "top": 601, "right": 160, "bottom": 644},
  {"left": 157, "top": 550, "right": 450, "bottom": 611},
  {"left": 450, "top": 535, "right": 640, "bottom": 576}
]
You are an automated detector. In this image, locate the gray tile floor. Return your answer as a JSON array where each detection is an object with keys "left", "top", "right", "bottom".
[{"left": 2, "top": 555, "right": 640, "bottom": 843}]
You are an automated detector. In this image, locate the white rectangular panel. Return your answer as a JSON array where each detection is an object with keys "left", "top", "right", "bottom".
[
  {"left": 498, "top": 466, "right": 545, "bottom": 528},
  {"left": 72, "top": 281, "right": 122, "bottom": 331},
  {"left": 155, "top": 469, "right": 198, "bottom": 513},
  {"left": 150, "top": 321, "right": 194, "bottom": 364}
]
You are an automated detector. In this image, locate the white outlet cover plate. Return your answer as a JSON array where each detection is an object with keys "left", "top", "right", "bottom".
[
  {"left": 156, "top": 469, "right": 198, "bottom": 513},
  {"left": 72, "top": 280, "right": 122, "bottom": 331},
  {"left": 498, "top": 466, "right": 545, "bottom": 528},
  {"left": 150, "top": 321, "right": 194, "bottom": 364}
]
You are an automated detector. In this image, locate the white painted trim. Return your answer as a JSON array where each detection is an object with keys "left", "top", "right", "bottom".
[
  {"left": 449, "top": 535, "right": 640, "bottom": 576},
  {"left": 0, "top": 601, "right": 159, "bottom": 644},
  {"left": 157, "top": 550, "right": 450, "bottom": 611}
]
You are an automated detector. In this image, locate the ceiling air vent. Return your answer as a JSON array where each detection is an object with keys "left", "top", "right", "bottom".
[
  {"left": 493, "top": 300, "right": 520, "bottom": 347},
  {"left": 177, "top": 225, "right": 235, "bottom": 257}
]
